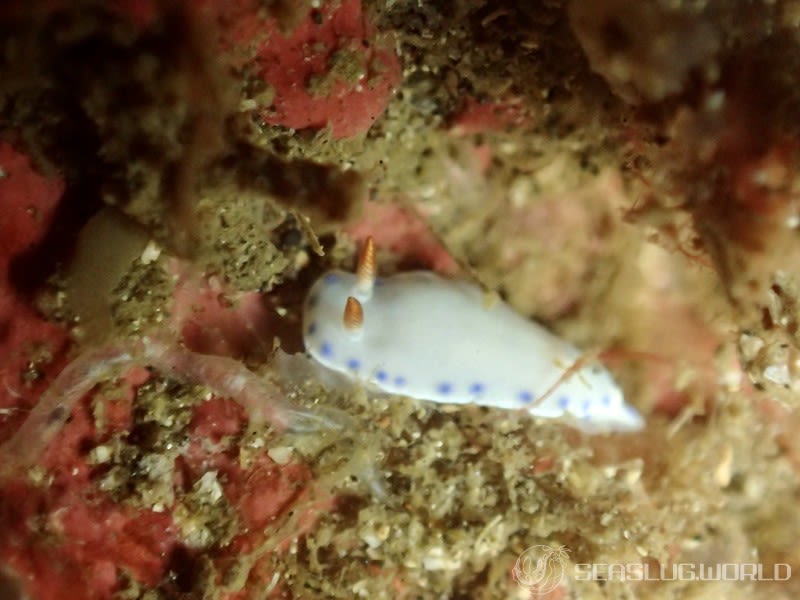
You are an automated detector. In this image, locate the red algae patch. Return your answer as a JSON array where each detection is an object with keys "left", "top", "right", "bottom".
[
  {"left": 0, "top": 142, "right": 69, "bottom": 442},
  {"left": 0, "top": 378, "right": 181, "bottom": 598},
  {"left": 0, "top": 479, "right": 178, "bottom": 599},
  {"left": 170, "top": 259, "right": 280, "bottom": 358},
  {"left": 246, "top": 0, "right": 401, "bottom": 138},
  {"left": 448, "top": 97, "right": 529, "bottom": 136},
  {"left": 1, "top": 358, "right": 329, "bottom": 597},
  {"left": 0, "top": 143, "right": 325, "bottom": 595}
]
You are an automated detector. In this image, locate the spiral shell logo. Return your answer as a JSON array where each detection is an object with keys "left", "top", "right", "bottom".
[{"left": 512, "top": 545, "right": 569, "bottom": 595}]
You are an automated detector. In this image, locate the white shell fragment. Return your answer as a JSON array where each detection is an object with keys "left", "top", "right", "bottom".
[{"left": 302, "top": 261, "right": 644, "bottom": 433}]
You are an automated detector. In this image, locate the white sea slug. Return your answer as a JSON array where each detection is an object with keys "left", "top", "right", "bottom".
[{"left": 302, "top": 238, "right": 644, "bottom": 433}]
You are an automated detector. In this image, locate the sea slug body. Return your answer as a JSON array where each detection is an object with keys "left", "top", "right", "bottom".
[{"left": 302, "top": 238, "right": 644, "bottom": 433}]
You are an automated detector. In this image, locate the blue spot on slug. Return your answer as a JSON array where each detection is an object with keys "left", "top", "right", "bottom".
[
  {"left": 623, "top": 405, "right": 642, "bottom": 423},
  {"left": 347, "top": 358, "right": 361, "bottom": 371},
  {"left": 437, "top": 382, "right": 453, "bottom": 395},
  {"left": 518, "top": 390, "right": 533, "bottom": 403},
  {"left": 320, "top": 342, "right": 333, "bottom": 358},
  {"left": 376, "top": 370, "right": 388, "bottom": 382},
  {"left": 557, "top": 396, "right": 569, "bottom": 410},
  {"left": 394, "top": 376, "right": 406, "bottom": 387},
  {"left": 324, "top": 273, "right": 339, "bottom": 284},
  {"left": 601, "top": 395, "right": 611, "bottom": 406},
  {"left": 469, "top": 382, "right": 485, "bottom": 395}
]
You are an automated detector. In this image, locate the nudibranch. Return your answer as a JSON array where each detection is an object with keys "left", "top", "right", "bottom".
[{"left": 302, "top": 238, "right": 644, "bottom": 433}]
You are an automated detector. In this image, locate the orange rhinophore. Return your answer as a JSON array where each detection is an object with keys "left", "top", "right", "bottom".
[
  {"left": 343, "top": 296, "right": 364, "bottom": 331},
  {"left": 355, "top": 236, "right": 376, "bottom": 298}
]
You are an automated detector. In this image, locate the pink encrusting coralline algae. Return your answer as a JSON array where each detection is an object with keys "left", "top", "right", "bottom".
[{"left": 0, "top": 337, "right": 341, "bottom": 478}]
